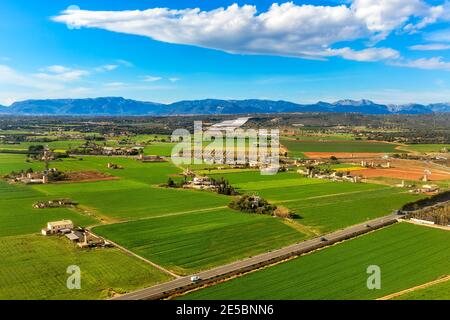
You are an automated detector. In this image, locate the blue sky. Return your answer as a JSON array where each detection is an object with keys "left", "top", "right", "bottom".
[{"left": 0, "top": 0, "right": 450, "bottom": 105}]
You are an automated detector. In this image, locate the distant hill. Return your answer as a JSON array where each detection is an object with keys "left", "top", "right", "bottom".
[
  {"left": 428, "top": 103, "right": 450, "bottom": 113},
  {"left": 0, "top": 97, "right": 449, "bottom": 116},
  {"left": 3, "top": 97, "right": 166, "bottom": 116}
]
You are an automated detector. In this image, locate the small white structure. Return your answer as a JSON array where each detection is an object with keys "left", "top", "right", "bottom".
[
  {"left": 41, "top": 219, "right": 73, "bottom": 236},
  {"left": 420, "top": 184, "right": 439, "bottom": 193},
  {"left": 411, "top": 218, "right": 435, "bottom": 225}
]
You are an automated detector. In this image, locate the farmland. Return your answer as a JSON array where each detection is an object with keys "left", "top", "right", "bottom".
[
  {"left": 180, "top": 223, "right": 450, "bottom": 300},
  {"left": 0, "top": 181, "right": 99, "bottom": 238},
  {"left": 37, "top": 183, "right": 229, "bottom": 221},
  {"left": 0, "top": 114, "right": 448, "bottom": 301},
  {"left": 393, "top": 279, "right": 450, "bottom": 300},
  {"left": 208, "top": 171, "right": 424, "bottom": 233},
  {"left": 281, "top": 138, "right": 402, "bottom": 158},
  {"left": 401, "top": 144, "right": 450, "bottom": 153},
  {"left": 0, "top": 234, "right": 172, "bottom": 300},
  {"left": 94, "top": 208, "right": 307, "bottom": 275}
]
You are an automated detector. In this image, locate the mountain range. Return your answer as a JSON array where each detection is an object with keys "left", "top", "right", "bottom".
[{"left": 0, "top": 97, "right": 449, "bottom": 116}]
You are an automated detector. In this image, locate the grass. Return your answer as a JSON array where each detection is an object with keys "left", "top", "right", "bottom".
[
  {"left": 0, "top": 153, "right": 181, "bottom": 185},
  {"left": 393, "top": 278, "right": 450, "bottom": 300},
  {"left": 281, "top": 138, "right": 401, "bottom": 158},
  {"left": 207, "top": 170, "right": 422, "bottom": 233},
  {"left": 0, "top": 181, "right": 98, "bottom": 238},
  {"left": 402, "top": 144, "right": 450, "bottom": 153},
  {"left": 143, "top": 142, "right": 176, "bottom": 156},
  {"left": 94, "top": 208, "right": 307, "bottom": 275},
  {"left": 281, "top": 187, "right": 425, "bottom": 233},
  {"left": 283, "top": 134, "right": 358, "bottom": 141},
  {"left": 34, "top": 182, "right": 229, "bottom": 221},
  {"left": 0, "top": 140, "right": 88, "bottom": 151},
  {"left": 0, "top": 234, "right": 172, "bottom": 300},
  {"left": 180, "top": 223, "right": 450, "bottom": 300}
]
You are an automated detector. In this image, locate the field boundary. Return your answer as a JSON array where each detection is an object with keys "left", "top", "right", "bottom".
[{"left": 377, "top": 275, "right": 450, "bottom": 300}]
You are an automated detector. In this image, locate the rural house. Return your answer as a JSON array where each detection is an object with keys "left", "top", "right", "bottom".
[{"left": 41, "top": 219, "right": 74, "bottom": 236}]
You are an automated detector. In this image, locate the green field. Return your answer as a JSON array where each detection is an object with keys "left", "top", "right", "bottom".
[
  {"left": 0, "top": 142, "right": 440, "bottom": 300},
  {"left": 283, "top": 134, "right": 358, "bottom": 141},
  {"left": 393, "top": 279, "right": 450, "bottom": 300},
  {"left": 0, "top": 155, "right": 222, "bottom": 227},
  {"left": 0, "top": 154, "right": 181, "bottom": 185},
  {"left": 208, "top": 171, "right": 423, "bottom": 233},
  {"left": 402, "top": 144, "right": 450, "bottom": 153},
  {"left": 281, "top": 138, "right": 401, "bottom": 158},
  {"left": 279, "top": 187, "right": 424, "bottom": 233},
  {"left": 0, "top": 181, "right": 99, "bottom": 238},
  {"left": 143, "top": 142, "right": 176, "bottom": 156},
  {"left": 0, "top": 139, "right": 120, "bottom": 152},
  {"left": 0, "top": 234, "right": 171, "bottom": 300},
  {"left": 94, "top": 208, "right": 307, "bottom": 275},
  {"left": 180, "top": 223, "right": 450, "bottom": 300}
]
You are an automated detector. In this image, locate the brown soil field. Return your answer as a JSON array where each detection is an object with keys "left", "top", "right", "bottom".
[
  {"left": 350, "top": 161, "right": 450, "bottom": 181},
  {"left": 304, "top": 152, "right": 386, "bottom": 159},
  {"left": 57, "top": 171, "right": 118, "bottom": 183}
]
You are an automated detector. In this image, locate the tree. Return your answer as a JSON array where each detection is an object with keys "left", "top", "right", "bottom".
[{"left": 167, "top": 177, "right": 175, "bottom": 187}]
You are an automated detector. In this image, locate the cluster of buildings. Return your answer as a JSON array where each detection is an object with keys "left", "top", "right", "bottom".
[
  {"left": 41, "top": 219, "right": 111, "bottom": 248},
  {"left": 138, "top": 154, "right": 167, "bottom": 162},
  {"left": 359, "top": 160, "right": 391, "bottom": 168},
  {"left": 297, "top": 167, "right": 361, "bottom": 183},
  {"left": 410, "top": 184, "right": 440, "bottom": 195},
  {"left": 184, "top": 176, "right": 216, "bottom": 190},
  {"left": 33, "top": 199, "right": 75, "bottom": 209},
  {"left": 8, "top": 169, "right": 56, "bottom": 184},
  {"left": 101, "top": 146, "right": 141, "bottom": 156},
  {"left": 72, "top": 144, "right": 142, "bottom": 156}
]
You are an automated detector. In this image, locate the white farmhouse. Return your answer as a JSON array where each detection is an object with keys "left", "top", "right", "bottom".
[{"left": 41, "top": 219, "right": 74, "bottom": 236}]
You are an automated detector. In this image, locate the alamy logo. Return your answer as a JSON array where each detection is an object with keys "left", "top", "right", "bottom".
[
  {"left": 171, "top": 120, "right": 280, "bottom": 175},
  {"left": 66, "top": 265, "right": 81, "bottom": 290},
  {"left": 366, "top": 265, "right": 381, "bottom": 290}
]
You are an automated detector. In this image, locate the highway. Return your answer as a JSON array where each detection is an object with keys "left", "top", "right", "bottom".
[{"left": 112, "top": 213, "right": 402, "bottom": 300}]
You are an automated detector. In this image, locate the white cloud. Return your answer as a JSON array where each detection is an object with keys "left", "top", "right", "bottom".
[
  {"left": 425, "top": 28, "right": 450, "bottom": 42},
  {"left": 54, "top": 1, "right": 446, "bottom": 62},
  {"left": 409, "top": 43, "right": 450, "bottom": 51},
  {"left": 116, "top": 59, "right": 133, "bottom": 67},
  {"left": 143, "top": 75, "right": 162, "bottom": 82},
  {"left": 392, "top": 56, "right": 450, "bottom": 71},
  {"left": 35, "top": 68, "right": 89, "bottom": 82},
  {"left": 95, "top": 64, "right": 118, "bottom": 72},
  {"left": 103, "top": 82, "right": 126, "bottom": 87},
  {"left": 326, "top": 47, "right": 400, "bottom": 61},
  {"left": 351, "top": 0, "right": 427, "bottom": 39},
  {"left": 0, "top": 65, "right": 64, "bottom": 90},
  {"left": 169, "top": 77, "right": 180, "bottom": 82},
  {"left": 41, "top": 65, "right": 71, "bottom": 73},
  {"left": 404, "top": 1, "right": 450, "bottom": 33}
]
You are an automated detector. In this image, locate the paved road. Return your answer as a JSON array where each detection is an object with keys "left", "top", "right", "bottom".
[{"left": 112, "top": 214, "right": 402, "bottom": 300}]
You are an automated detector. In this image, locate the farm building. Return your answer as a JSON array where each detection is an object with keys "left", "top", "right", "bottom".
[
  {"left": 420, "top": 184, "right": 440, "bottom": 194},
  {"left": 41, "top": 219, "right": 74, "bottom": 236},
  {"left": 64, "top": 229, "right": 111, "bottom": 248},
  {"left": 138, "top": 154, "right": 167, "bottom": 162}
]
